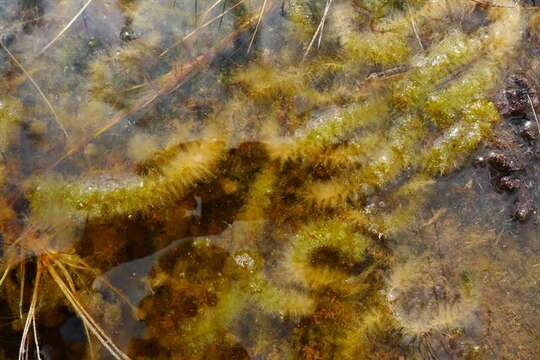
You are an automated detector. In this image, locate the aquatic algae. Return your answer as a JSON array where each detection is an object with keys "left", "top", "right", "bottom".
[
  {"left": 423, "top": 63, "right": 501, "bottom": 128},
  {"left": 338, "top": 0, "right": 476, "bottom": 68},
  {"left": 0, "top": 96, "right": 22, "bottom": 153},
  {"left": 136, "top": 237, "right": 313, "bottom": 358},
  {"left": 0, "top": 0, "right": 533, "bottom": 358},
  {"left": 314, "top": 131, "right": 387, "bottom": 170},
  {"left": 423, "top": 100, "right": 500, "bottom": 175},
  {"left": 384, "top": 245, "right": 481, "bottom": 359},
  {"left": 346, "top": 174, "right": 435, "bottom": 240},
  {"left": 232, "top": 64, "right": 325, "bottom": 105},
  {"left": 303, "top": 114, "right": 425, "bottom": 207},
  {"left": 225, "top": 166, "right": 278, "bottom": 251},
  {"left": 0, "top": 96, "right": 21, "bottom": 192},
  {"left": 30, "top": 138, "right": 225, "bottom": 220},
  {"left": 284, "top": 219, "right": 370, "bottom": 288},
  {"left": 268, "top": 96, "right": 391, "bottom": 162},
  {"left": 391, "top": 31, "right": 486, "bottom": 109},
  {"left": 299, "top": 3, "right": 523, "bottom": 208}
]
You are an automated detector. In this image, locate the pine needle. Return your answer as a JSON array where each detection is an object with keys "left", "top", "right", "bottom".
[
  {"left": 32, "top": 315, "right": 42, "bottom": 360},
  {"left": 94, "top": 275, "right": 140, "bottom": 316},
  {"left": 317, "top": 0, "right": 332, "bottom": 47},
  {"left": 0, "top": 40, "right": 69, "bottom": 138},
  {"left": 39, "top": 0, "right": 94, "bottom": 55},
  {"left": 470, "top": 0, "right": 538, "bottom": 10},
  {"left": 0, "top": 263, "right": 12, "bottom": 288},
  {"left": 19, "top": 260, "right": 25, "bottom": 319},
  {"left": 84, "top": 322, "right": 96, "bottom": 360}
]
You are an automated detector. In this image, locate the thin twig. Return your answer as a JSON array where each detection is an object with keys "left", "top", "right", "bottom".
[
  {"left": 39, "top": 0, "right": 94, "bottom": 54},
  {"left": 0, "top": 41, "right": 69, "bottom": 138},
  {"left": 527, "top": 93, "right": 540, "bottom": 138},
  {"left": 247, "top": 0, "right": 269, "bottom": 54}
]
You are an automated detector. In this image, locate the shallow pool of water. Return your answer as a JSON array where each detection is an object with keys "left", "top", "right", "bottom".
[{"left": 0, "top": 0, "right": 539, "bottom": 359}]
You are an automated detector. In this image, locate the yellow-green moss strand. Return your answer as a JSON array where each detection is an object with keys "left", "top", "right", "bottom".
[
  {"left": 424, "top": 63, "right": 500, "bottom": 129},
  {"left": 304, "top": 115, "right": 426, "bottom": 207},
  {"left": 30, "top": 139, "right": 225, "bottom": 219},
  {"left": 269, "top": 96, "right": 390, "bottom": 162},
  {"left": 251, "top": 277, "right": 315, "bottom": 318},
  {"left": 285, "top": 219, "right": 370, "bottom": 288},
  {"left": 422, "top": 100, "right": 499, "bottom": 176},
  {"left": 392, "top": 30, "right": 483, "bottom": 109},
  {"left": 0, "top": 97, "right": 22, "bottom": 153}
]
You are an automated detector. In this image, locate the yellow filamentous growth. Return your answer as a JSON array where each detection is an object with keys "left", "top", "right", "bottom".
[
  {"left": 391, "top": 30, "right": 483, "bottom": 109},
  {"left": 304, "top": 115, "right": 425, "bottom": 207},
  {"left": 424, "top": 64, "right": 500, "bottom": 129},
  {"left": 423, "top": 100, "right": 499, "bottom": 175},
  {"left": 0, "top": 96, "right": 22, "bottom": 153},
  {"left": 251, "top": 277, "right": 315, "bottom": 318},
  {"left": 338, "top": 0, "right": 474, "bottom": 68},
  {"left": 269, "top": 96, "right": 390, "bottom": 162},
  {"left": 30, "top": 139, "right": 226, "bottom": 219},
  {"left": 286, "top": 219, "right": 370, "bottom": 288}
]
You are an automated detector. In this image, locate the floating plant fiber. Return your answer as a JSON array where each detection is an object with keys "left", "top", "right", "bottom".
[{"left": 0, "top": 0, "right": 538, "bottom": 359}]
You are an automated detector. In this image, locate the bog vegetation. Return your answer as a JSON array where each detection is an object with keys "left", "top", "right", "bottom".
[{"left": 0, "top": 0, "right": 539, "bottom": 359}]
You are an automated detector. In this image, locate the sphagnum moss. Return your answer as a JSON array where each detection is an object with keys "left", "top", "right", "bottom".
[
  {"left": 30, "top": 138, "right": 226, "bottom": 220},
  {"left": 0, "top": 0, "right": 533, "bottom": 359}
]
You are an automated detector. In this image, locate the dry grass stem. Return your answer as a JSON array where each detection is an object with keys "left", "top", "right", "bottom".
[
  {"left": 0, "top": 40, "right": 69, "bottom": 138},
  {"left": 40, "top": 0, "right": 95, "bottom": 54}
]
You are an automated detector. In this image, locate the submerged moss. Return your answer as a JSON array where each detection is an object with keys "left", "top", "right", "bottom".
[
  {"left": 30, "top": 138, "right": 225, "bottom": 220},
  {"left": 0, "top": 0, "right": 535, "bottom": 359},
  {"left": 423, "top": 100, "right": 500, "bottom": 175},
  {"left": 0, "top": 97, "right": 21, "bottom": 153}
]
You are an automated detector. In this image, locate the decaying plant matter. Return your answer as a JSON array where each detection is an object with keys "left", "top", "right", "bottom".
[{"left": 0, "top": 0, "right": 538, "bottom": 359}]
